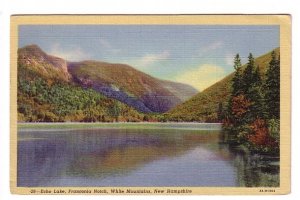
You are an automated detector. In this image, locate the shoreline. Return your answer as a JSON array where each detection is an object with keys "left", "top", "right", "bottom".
[
  {"left": 17, "top": 122, "right": 222, "bottom": 131},
  {"left": 18, "top": 122, "right": 222, "bottom": 125}
]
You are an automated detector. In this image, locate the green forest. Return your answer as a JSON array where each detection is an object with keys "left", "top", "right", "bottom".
[
  {"left": 17, "top": 63, "right": 159, "bottom": 123},
  {"left": 221, "top": 51, "right": 280, "bottom": 154}
]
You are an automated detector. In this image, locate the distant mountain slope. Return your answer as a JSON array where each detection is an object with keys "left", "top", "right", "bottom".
[
  {"left": 18, "top": 45, "right": 198, "bottom": 115},
  {"left": 166, "top": 48, "right": 280, "bottom": 122},
  {"left": 67, "top": 61, "right": 197, "bottom": 113},
  {"left": 161, "top": 80, "right": 199, "bottom": 102}
]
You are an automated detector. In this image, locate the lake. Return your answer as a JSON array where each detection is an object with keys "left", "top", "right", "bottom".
[{"left": 17, "top": 123, "right": 279, "bottom": 187}]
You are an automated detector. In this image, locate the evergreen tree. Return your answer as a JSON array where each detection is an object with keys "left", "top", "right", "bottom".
[
  {"left": 248, "top": 66, "right": 267, "bottom": 119},
  {"left": 225, "top": 54, "right": 246, "bottom": 143},
  {"left": 231, "top": 54, "right": 243, "bottom": 96},
  {"left": 240, "top": 53, "right": 255, "bottom": 123},
  {"left": 265, "top": 51, "right": 280, "bottom": 119},
  {"left": 229, "top": 54, "right": 245, "bottom": 125},
  {"left": 242, "top": 53, "right": 255, "bottom": 94},
  {"left": 253, "top": 65, "right": 262, "bottom": 85}
]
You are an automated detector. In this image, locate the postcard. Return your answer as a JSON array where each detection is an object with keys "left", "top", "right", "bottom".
[{"left": 10, "top": 15, "right": 291, "bottom": 195}]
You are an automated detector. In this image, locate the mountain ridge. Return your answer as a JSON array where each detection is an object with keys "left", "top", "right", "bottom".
[
  {"left": 18, "top": 44, "right": 198, "bottom": 114},
  {"left": 18, "top": 45, "right": 70, "bottom": 81}
]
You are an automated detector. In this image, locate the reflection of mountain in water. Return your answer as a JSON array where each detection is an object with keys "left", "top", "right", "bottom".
[
  {"left": 17, "top": 128, "right": 279, "bottom": 187},
  {"left": 17, "top": 129, "right": 221, "bottom": 186}
]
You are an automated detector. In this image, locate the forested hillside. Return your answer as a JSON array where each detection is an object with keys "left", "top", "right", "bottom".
[
  {"left": 17, "top": 45, "right": 198, "bottom": 122},
  {"left": 68, "top": 61, "right": 197, "bottom": 113},
  {"left": 166, "top": 48, "right": 280, "bottom": 122},
  {"left": 18, "top": 63, "right": 148, "bottom": 122}
]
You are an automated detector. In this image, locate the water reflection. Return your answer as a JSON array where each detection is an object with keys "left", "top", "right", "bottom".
[
  {"left": 17, "top": 128, "right": 279, "bottom": 187},
  {"left": 231, "top": 147, "right": 280, "bottom": 187}
]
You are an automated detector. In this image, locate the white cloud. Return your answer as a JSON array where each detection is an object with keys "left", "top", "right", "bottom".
[
  {"left": 175, "top": 64, "right": 226, "bottom": 91},
  {"left": 49, "top": 43, "right": 90, "bottom": 61},
  {"left": 136, "top": 51, "right": 170, "bottom": 67},
  {"left": 198, "top": 41, "right": 223, "bottom": 56},
  {"left": 99, "top": 39, "right": 121, "bottom": 54}
]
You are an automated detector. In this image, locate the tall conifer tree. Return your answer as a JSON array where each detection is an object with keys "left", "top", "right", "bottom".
[
  {"left": 232, "top": 54, "right": 243, "bottom": 96},
  {"left": 248, "top": 66, "right": 266, "bottom": 119},
  {"left": 243, "top": 53, "right": 255, "bottom": 94},
  {"left": 265, "top": 51, "right": 280, "bottom": 119}
]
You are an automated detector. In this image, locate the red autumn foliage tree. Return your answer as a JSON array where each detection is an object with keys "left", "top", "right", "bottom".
[
  {"left": 248, "top": 118, "right": 276, "bottom": 147},
  {"left": 231, "top": 94, "right": 251, "bottom": 117}
]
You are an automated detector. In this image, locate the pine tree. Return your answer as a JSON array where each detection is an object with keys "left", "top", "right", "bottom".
[
  {"left": 232, "top": 54, "right": 243, "bottom": 96},
  {"left": 229, "top": 54, "right": 245, "bottom": 125},
  {"left": 240, "top": 53, "right": 255, "bottom": 123},
  {"left": 253, "top": 65, "right": 262, "bottom": 85},
  {"left": 225, "top": 54, "right": 246, "bottom": 143},
  {"left": 249, "top": 66, "right": 267, "bottom": 119},
  {"left": 265, "top": 51, "right": 280, "bottom": 119},
  {"left": 242, "top": 53, "right": 255, "bottom": 94}
]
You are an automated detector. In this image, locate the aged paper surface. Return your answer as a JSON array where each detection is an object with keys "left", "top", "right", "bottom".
[{"left": 10, "top": 15, "right": 291, "bottom": 195}]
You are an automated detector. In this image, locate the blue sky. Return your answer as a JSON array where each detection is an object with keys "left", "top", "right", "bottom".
[{"left": 19, "top": 25, "right": 279, "bottom": 91}]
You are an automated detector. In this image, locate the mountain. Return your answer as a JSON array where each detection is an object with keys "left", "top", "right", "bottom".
[
  {"left": 18, "top": 46, "right": 148, "bottom": 122},
  {"left": 67, "top": 61, "right": 198, "bottom": 113},
  {"left": 166, "top": 48, "right": 280, "bottom": 122},
  {"left": 18, "top": 45, "right": 198, "bottom": 118},
  {"left": 160, "top": 80, "right": 199, "bottom": 102},
  {"left": 18, "top": 45, "right": 70, "bottom": 82}
]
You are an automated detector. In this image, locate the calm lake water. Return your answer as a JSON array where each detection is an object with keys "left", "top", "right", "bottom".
[{"left": 17, "top": 123, "right": 279, "bottom": 187}]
